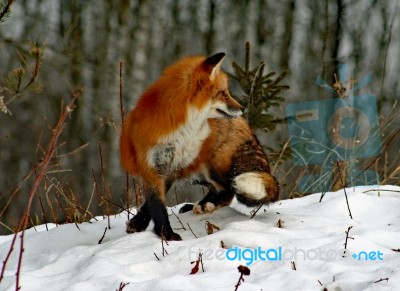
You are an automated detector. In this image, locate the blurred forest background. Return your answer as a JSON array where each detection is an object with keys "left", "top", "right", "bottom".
[{"left": 1, "top": 0, "right": 399, "bottom": 234}]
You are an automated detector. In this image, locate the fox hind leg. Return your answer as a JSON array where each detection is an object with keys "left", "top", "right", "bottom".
[{"left": 192, "top": 184, "right": 234, "bottom": 214}]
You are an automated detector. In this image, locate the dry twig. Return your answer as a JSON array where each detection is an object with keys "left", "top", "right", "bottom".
[
  {"left": 98, "top": 227, "right": 107, "bottom": 244},
  {"left": 187, "top": 223, "right": 197, "bottom": 238},
  {"left": 343, "top": 226, "right": 354, "bottom": 257},
  {"left": 171, "top": 209, "right": 186, "bottom": 230},
  {"left": 0, "top": 89, "right": 82, "bottom": 288}
]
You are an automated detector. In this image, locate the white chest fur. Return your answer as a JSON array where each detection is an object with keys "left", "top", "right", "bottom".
[{"left": 147, "top": 104, "right": 211, "bottom": 173}]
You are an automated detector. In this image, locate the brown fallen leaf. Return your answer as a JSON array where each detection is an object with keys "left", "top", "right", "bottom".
[{"left": 205, "top": 221, "right": 220, "bottom": 235}]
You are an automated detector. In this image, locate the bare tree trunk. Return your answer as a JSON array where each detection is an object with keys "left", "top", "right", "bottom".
[
  {"left": 280, "top": 0, "right": 295, "bottom": 70},
  {"left": 321, "top": 0, "right": 343, "bottom": 85},
  {"left": 205, "top": 0, "right": 215, "bottom": 55},
  {"left": 130, "top": 0, "right": 151, "bottom": 104}
]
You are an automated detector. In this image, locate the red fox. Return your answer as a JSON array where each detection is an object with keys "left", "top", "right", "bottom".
[{"left": 120, "top": 53, "right": 279, "bottom": 240}]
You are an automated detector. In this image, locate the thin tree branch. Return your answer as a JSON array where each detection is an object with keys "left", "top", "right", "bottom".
[{"left": 0, "top": 89, "right": 82, "bottom": 288}]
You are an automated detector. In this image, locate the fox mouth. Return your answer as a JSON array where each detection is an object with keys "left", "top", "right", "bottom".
[{"left": 216, "top": 108, "right": 242, "bottom": 119}]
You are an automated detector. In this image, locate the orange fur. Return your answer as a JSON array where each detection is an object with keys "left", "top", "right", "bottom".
[
  {"left": 120, "top": 53, "right": 242, "bottom": 195},
  {"left": 120, "top": 53, "right": 278, "bottom": 240}
]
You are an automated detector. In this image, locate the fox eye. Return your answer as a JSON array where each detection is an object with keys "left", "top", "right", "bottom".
[{"left": 218, "top": 90, "right": 228, "bottom": 97}]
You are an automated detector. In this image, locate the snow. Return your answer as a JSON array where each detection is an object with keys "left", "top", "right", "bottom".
[{"left": 1, "top": 185, "right": 400, "bottom": 291}]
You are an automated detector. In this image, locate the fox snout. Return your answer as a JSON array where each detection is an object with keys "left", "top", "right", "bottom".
[
  {"left": 215, "top": 104, "right": 243, "bottom": 119},
  {"left": 213, "top": 94, "right": 244, "bottom": 119}
]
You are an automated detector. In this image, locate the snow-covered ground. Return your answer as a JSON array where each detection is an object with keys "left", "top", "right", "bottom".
[{"left": 1, "top": 185, "right": 399, "bottom": 291}]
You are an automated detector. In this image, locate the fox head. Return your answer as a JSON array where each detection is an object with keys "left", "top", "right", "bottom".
[
  {"left": 159, "top": 52, "right": 243, "bottom": 120},
  {"left": 195, "top": 52, "right": 244, "bottom": 119},
  {"left": 134, "top": 52, "right": 244, "bottom": 138}
]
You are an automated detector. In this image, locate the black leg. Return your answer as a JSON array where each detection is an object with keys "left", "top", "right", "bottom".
[
  {"left": 179, "top": 203, "right": 195, "bottom": 213},
  {"left": 126, "top": 201, "right": 151, "bottom": 233},
  {"left": 147, "top": 193, "right": 182, "bottom": 241},
  {"left": 195, "top": 185, "right": 234, "bottom": 213},
  {"left": 126, "top": 182, "right": 182, "bottom": 240},
  {"left": 126, "top": 186, "right": 181, "bottom": 241}
]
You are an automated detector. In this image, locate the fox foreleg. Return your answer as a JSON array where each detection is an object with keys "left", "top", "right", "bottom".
[
  {"left": 126, "top": 200, "right": 152, "bottom": 233},
  {"left": 126, "top": 181, "right": 182, "bottom": 241}
]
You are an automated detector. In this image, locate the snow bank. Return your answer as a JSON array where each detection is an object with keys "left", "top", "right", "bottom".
[{"left": 1, "top": 185, "right": 399, "bottom": 291}]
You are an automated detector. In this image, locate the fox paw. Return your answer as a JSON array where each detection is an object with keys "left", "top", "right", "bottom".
[
  {"left": 126, "top": 221, "right": 143, "bottom": 233},
  {"left": 126, "top": 215, "right": 150, "bottom": 234},
  {"left": 161, "top": 231, "right": 182, "bottom": 241},
  {"left": 193, "top": 201, "right": 216, "bottom": 214},
  {"left": 154, "top": 226, "right": 182, "bottom": 241}
]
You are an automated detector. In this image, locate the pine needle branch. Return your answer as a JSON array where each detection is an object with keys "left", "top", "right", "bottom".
[
  {"left": 0, "top": 0, "right": 14, "bottom": 23},
  {"left": 231, "top": 42, "right": 289, "bottom": 133}
]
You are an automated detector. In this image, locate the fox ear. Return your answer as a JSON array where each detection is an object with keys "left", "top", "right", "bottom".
[{"left": 204, "top": 52, "right": 225, "bottom": 81}]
